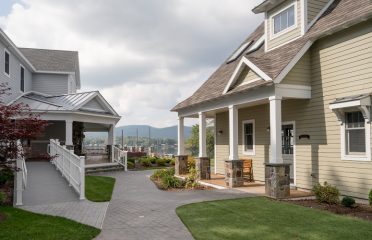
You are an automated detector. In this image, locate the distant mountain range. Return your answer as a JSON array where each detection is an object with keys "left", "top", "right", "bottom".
[{"left": 86, "top": 125, "right": 192, "bottom": 140}]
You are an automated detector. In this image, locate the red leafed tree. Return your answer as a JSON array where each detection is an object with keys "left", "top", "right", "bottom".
[{"left": 0, "top": 83, "right": 49, "bottom": 165}]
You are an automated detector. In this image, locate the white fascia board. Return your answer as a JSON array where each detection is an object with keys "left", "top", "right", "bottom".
[
  {"left": 33, "top": 110, "right": 121, "bottom": 123},
  {"left": 329, "top": 99, "right": 371, "bottom": 110},
  {"left": 223, "top": 57, "right": 272, "bottom": 94},
  {"left": 34, "top": 70, "right": 75, "bottom": 75},
  {"left": 274, "top": 40, "right": 313, "bottom": 84},
  {"left": 179, "top": 84, "right": 275, "bottom": 117},
  {"left": 275, "top": 84, "right": 311, "bottom": 99}
]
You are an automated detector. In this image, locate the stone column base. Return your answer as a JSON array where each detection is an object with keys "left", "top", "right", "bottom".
[
  {"left": 225, "top": 160, "right": 244, "bottom": 188},
  {"left": 196, "top": 157, "right": 210, "bottom": 180},
  {"left": 175, "top": 155, "right": 188, "bottom": 175},
  {"left": 265, "top": 163, "right": 291, "bottom": 199}
]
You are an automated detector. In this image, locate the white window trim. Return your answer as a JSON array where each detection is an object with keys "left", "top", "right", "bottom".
[
  {"left": 4, "top": 49, "right": 10, "bottom": 77},
  {"left": 20, "top": 64, "right": 25, "bottom": 93},
  {"left": 242, "top": 119, "right": 255, "bottom": 156},
  {"left": 270, "top": 1, "right": 298, "bottom": 40},
  {"left": 341, "top": 117, "right": 371, "bottom": 161}
]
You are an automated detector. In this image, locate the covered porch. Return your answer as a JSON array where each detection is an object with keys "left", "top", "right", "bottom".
[{"left": 175, "top": 83, "right": 312, "bottom": 198}]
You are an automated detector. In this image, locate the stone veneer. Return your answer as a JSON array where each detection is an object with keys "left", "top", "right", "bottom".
[
  {"left": 196, "top": 157, "right": 211, "bottom": 180},
  {"left": 265, "top": 163, "right": 291, "bottom": 199},
  {"left": 175, "top": 155, "right": 188, "bottom": 176},
  {"left": 225, "top": 160, "right": 244, "bottom": 187}
]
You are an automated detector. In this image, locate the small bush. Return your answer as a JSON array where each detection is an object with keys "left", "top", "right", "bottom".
[
  {"left": 341, "top": 196, "right": 355, "bottom": 208},
  {"left": 160, "top": 174, "right": 183, "bottom": 189},
  {"left": 156, "top": 158, "right": 167, "bottom": 166},
  {"left": 149, "top": 157, "right": 157, "bottom": 164},
  {"left": 127, "top": 161, "right": 134, "bottom": 169},
  {"left": 312, "top": 182, "right": 340, "bottom": 204},
  {"left": 185, "top": 167, "right": 200, "bottom": 189},
  {"left": 0, "top": 168, "right": 14, "bottom": 186},
  {"left": 369, "top": 190, "right": 372, "bottom": 206},
  {"left": 188, "top": 156, "right": 195, "bottom": 170},
  {"left": 0, "top": 191, "right": 6, "bottom": 205},
  {"left": 163, "top": 158, "right": 172, "bottom": 164},
  {"left": 127, "top": 158, "right": 136, "bottom": 164},
  {"left": 170, "top": 159, "right": 175, "bottom": 166},
  {"left": 141, "top": 158, "right": 152, "bottom": 167}
]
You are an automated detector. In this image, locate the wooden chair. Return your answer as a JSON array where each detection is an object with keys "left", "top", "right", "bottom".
[{"left": 241, "top": 159, "right": 254, "bottom": 182}]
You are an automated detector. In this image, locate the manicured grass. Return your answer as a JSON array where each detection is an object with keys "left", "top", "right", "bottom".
[
  {"left": 85, "top": 175, "right": 115, "bottom": 202},
  {"left": 176, "top": 197, "right": 372, "bottom": 240},
  {"left": 0, "top": 206, "right": 100, "bottom": 240}
]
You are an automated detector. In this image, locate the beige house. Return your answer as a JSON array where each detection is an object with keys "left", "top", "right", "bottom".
[{"left": 172, "top": 0, "right": 372, "bottom": 199}]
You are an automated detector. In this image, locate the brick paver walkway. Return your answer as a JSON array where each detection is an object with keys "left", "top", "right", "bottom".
[{"left": 96, "top": 170, "right": 255, "bottom": 240}]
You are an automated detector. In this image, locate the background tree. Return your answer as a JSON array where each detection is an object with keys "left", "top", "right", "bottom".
[
  {"left": 186, "top": 124, "right": 214, "bottom": 158},
  {"left": 0, "top": 83, "right": 48, "bottom": 166}
]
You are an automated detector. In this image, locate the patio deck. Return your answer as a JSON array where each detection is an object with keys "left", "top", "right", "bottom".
[{"left": 198, "top": 174, "right": 314, "bottom": 199}]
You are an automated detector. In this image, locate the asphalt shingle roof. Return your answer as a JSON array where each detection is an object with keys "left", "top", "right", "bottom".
[{"left": 172, "top": 0, "right": 372, "bottom": 111}]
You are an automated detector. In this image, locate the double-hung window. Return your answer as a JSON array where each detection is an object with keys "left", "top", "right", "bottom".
[
  {"left": 242, "top": 120, "right": 255, "bottom": 155},
  {"left": 273, "top": 4, "right": 295, "bottom": 35},
  {"left": 345, "top": 111, "right": 366, "bottom": 155},
  {"left": 20, "top": 66, "right": 25, "bottom": 92},
  {"left": 4, "top": 50, "right": 10, "bottom": 76}
]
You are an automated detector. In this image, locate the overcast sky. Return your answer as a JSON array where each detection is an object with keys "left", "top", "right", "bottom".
[{"left": 0, "top": 0, "right": 263, "bottom": 127}]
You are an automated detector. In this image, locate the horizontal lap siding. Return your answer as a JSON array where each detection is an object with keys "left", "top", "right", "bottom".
[
  {"left": 293, "top": 20, "right": 372, "bottom": 199},
  {"left": 267, "top": 0, "right": 301, "bottom": 50},
  {"left": 32, "top": 73, "right": 69, "bottom": 95},
  {"left": 282, "top": 51, "right": 311, "bottom": 85},
  {"left": 307, "top": 0, "right": 330, "bottom": 24}
]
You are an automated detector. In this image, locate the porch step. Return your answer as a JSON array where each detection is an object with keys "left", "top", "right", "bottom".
[{"left": 85, "top": 163, "right": 124, "bottom": 173}]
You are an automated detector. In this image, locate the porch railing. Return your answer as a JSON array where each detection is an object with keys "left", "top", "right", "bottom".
[
  {"left": 14, "top": 140, "right": 27, "bottom": 206},
  {"left": 112, "top": 145, "right": 128, "bottom": 171},
  {"left": 48, "top": 139, "right": 85, "bottom": 200}
]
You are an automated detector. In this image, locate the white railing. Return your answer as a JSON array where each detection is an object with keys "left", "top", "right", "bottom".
[
  {"left": 15, "top": 141, "right": 27, "bottom": 206},
  {"left": 83, "top": 146, "right": 108, "bottom": 155},
  {"left": 112, "top": 145, "right": 128, "bottom": 171},
  {"left": 49, "top": 139, "right": 85, "bottom": 200}
]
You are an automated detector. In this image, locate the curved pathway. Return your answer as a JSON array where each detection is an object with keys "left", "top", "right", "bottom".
[{"left": 96, "top": 170, "right": 255, "bottom": 240}]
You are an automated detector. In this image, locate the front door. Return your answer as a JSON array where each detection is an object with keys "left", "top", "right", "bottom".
[{"left": 282, "top": 124, "right": 294, "bottom": 184}]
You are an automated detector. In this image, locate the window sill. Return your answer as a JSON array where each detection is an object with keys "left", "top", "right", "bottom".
[{"left": 342, "top": 155, "right": 371, "bottom": 161}]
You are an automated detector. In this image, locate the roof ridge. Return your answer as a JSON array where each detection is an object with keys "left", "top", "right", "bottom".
[{"left": 18, "top": 47, "right": 78, "bottom": 53}]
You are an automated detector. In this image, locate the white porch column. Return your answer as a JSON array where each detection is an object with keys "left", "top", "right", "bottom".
[
  {"left": 228, "top": 105, "right": 239, "bottom": 160},
  {"left": 198, "top": 112, "right": 207, "bottom": 158},
  {"left": 269, "top": 96, "right": 283, "bottom": 163},
  {"left": 108, "top": 124, "right": 115, "bottom": 145},
  {"left": 65, "top": 120, "right": 73, "bottom": 146},
  {"left": 177, "top": 117, "right": 185, "bottom": 155}
]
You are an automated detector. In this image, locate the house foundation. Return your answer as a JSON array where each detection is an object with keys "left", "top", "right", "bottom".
[
  {"left": 265, "top": 163, "right": 291, "bottom": 199},
  {"left": 225, "top": 160, "right": 244, "bottom": 187},
  {"left": 196, "top": 157, "right": 210, "bottom": 180},
  {"left": 175, "top": 155, "right": 188, "bottom": 175}
]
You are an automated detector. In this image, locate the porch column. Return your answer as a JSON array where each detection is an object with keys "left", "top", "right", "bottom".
[
  {"left": 177, "top": 117, "right": 185, "bottom": 155},
  {"left": 175, "top": 116, "right": 188, "bottom": 176},
  {"left": 225, "top": 105, "right": 244, "bottom": 187},
  {"left": 269, "top": 96, "right": 283, "bottom": 163},
  {"left": 196, "top": 112, "right": 210, "bottom": 180},
  {"left": 266, "top": 96, "right": 290, "bottom": 199},
  {"left": 65, "top": 120, "right": 73, "bottom": 147},
  {"left": 108, "top": 124, "right": 115, "bottom": 162}
]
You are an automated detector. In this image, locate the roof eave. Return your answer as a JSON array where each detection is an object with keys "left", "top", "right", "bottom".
[{"left": 252, "top": 0, "right": 287, "bottom": 14}]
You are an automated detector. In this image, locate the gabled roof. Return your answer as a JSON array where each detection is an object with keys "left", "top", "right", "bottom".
[
  {"left": 19, "top": 48, "right": 81, "bottom": 89},
  {"left": 172, "top": 0, "right": 372, "bottom": 112},
  {"left": 12, "top": 91, "right": 120, "bottom": 118}
]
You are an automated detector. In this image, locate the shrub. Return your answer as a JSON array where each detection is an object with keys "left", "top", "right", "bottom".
[
  {"left": 127, "top": 158, "right": 136, "bottom": 164},
  {"left": 160, "top": 174, "right": 183, "bottom": 189},
  {"left": 312, "top": 182, "right": 340, "bottom": 204},
  {"left": 0, "top": 191, "right": 6, "bottom": 205},
  {"left": 141, "top": 158, "right": 152, "bottom": 167},
  {"left": 170, "top": 159, "right": 175, "bottom": 166},
  {"left": 127, "top": 161, "right": 134, "bottom": 169},
  {"left": 156, "top": 158, "right": 167, "bottom": 167},
  {"left": 185, "top": 167, "right": 200, "bottom": 189},
  {"left": 149, "top": 157, "right": 157, "bottom": 164},
  {"left": 163, "top": 158, "right": 172, "bottom": 164},
  {"left": 188, "top": 156, "right": 195, "bottom": 170},
  {"left": 0, "top": 168, "right": 14, "bottom": 186},
  {"left": 369, "top": 190, "right": 372, "bottom": 206},
  {"left": 341, "top": 196, "right": 355, "bottom": 208}
]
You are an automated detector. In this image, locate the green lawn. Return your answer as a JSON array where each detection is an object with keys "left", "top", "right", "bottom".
[
  {"left": 0, "top": 206, "right": 100, "bottom": 240},
  {"left": 85, "top": 175, "right": 115, "bottom": 202},
  {"left": 176, "top": 197, "right": 372, "bottom": 240}
]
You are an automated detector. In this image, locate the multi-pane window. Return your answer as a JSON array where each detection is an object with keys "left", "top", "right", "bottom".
[
  {"left": 273, "top": 5, "right": 295, "bottom": 35},
  {"left": 20, "top": 66, "right": 25, "bottom": 92},
  {"left": 4, "top": 50, "right": 10, "bottom": 75},
  {"left": 345, "top": 111, "right": 366, "bottom": 154},
  {"left": 243, "top": 120, "right": 255, "bottom": 154},
  {"left": 282, "top": 125, "right": 294, "bottom": 154}
]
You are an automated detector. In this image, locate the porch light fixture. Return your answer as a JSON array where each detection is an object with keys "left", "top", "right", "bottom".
[
  {"left": 299, "top": 134, "right": 310, "bottom": 140},
  {"left": 266, "top": 127, "right": 270, "bottom": 132},
  {"left": 218, "top": 130, "right": 223, "bottom": 135}
]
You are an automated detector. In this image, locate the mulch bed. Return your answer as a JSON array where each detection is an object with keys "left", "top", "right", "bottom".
[
  {"left": 151, "top": 178, "right": 210, "bottom": 191},
  {"left": 287, "top": 199, "right": 372, "bottom": 222}
]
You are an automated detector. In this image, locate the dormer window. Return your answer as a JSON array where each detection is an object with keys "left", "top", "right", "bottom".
[{"left": 272, "top": 4, "right": 296, "bottom": 36}]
